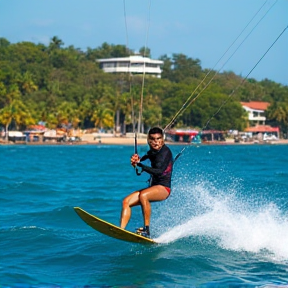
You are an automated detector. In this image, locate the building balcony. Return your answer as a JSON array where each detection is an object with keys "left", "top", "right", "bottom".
[
  {"left": 98, "top": 55, "right": 163, "bottom": 78},
  {"left": 248, "top": 115, "right": 266, "bottom": 121},
  {"left": 101, "top": 66, "right": 162, "bottom": 75}
]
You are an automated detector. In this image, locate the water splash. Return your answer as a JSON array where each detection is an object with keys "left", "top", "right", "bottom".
[{"left": 154, "top": 180, "right": 288, "bottom": 262}]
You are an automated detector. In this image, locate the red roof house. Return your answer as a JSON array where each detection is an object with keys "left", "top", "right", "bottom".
[
  {"left": 240, "top": 101, "right": 270, "bottom": 110},
  {"left": 241, "top": 101, "right": 270, "bottom": 126}
]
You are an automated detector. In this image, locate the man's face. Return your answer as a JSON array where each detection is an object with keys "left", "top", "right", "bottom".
[{"left": 147, "top": 133, "right": 164, "bottom": 151}]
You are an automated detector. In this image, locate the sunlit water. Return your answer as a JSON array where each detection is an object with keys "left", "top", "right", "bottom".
[{"left": 1, "top": 144, "right": 287, "bottom": 287}]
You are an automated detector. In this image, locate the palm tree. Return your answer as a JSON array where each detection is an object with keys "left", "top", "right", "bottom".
[
  {"left": 266, "top": 102, "right": 288, "bottom": 137},
  {"left": 78, "top": 95, "right": 93, "bottom": 128},
  {"left": 117, "top": 92, "right": 133, "bottom": 134},
  {"left": 143, "top": 94, "right": 162, "bottom": 129},
  {"left": 49, "top": 36, "right": 64, "bottom": 50},
  {"left": 56, "top": 101, "right": 80, "bottom": 128},
  {"left": 91, "top": 102, "right": 114, "bottom": 130},
  {"left": 0, "top": 85, "right": 35, "bottom": 140},
  {"left": 0, "top": 99, "right": 34, "bottom": 141},
  {"left": 0, "top": 81, "right": 7, "bottom": 108},
  {"left": 0, "top": 106, "right": 14, "bottom": 140},
  {"left": 90, "top": 83, "right": 116, "bottom": 130},
  {"left": 15, "top": 71, "right": 38, "bottom": 95}
]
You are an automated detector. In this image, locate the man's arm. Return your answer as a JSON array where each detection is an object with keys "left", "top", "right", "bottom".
[{"left": 137, "top": 149, "right": 172, "bottom": 176}]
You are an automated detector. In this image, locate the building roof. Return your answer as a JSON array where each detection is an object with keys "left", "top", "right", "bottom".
[
  {"left": 166, "top": 129, "right": 199, "bottom": 136},
  {"left": 97, "top": 55, "right": 163, "bottom": 65},
  {"left": 241, "top": 101, "right": 270, "bottom": 111},
  {"left": 201, "top": 130, "right": 225, "bottom": 134},
  {"left": 245, "top": 125, "right": 279, "bottom": 133}
]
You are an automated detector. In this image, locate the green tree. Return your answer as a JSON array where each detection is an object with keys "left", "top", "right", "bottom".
[
  {"left": 0, "top": 82, "right": 7, "bottom": 108},
  {"left": 139, "top": 46, "right": 151, "bottom": 58},
  {"left": 56, "top": 101, "right": 80, "bottom": 128},
  {"left": 86, "top": 42, "right": 130, "bottom": 60},
  {"left": 15, "top": 71, "right": 38, "bottom": 95},
  {"left": 169, "top": 53, "right": 202, "bottom": 83},
  {"left": 142, "top": 93, "right": 162, "bottom": 128},
  {"left": 88, "top": 82, "right": 116, "bottom": 130},
  {"left": 91, "top": 102, "right": 114, "bottom": 130},
  {"left": 0, "top": 85, "right": 34, "bottom": 140},
  {"left": 49, "top": 36, "right": 64, "bottom": 51},
  {"left": 0, "top": 37, "right": 10, "bottom": 48},
  {"left": 78, "top": 94, "right": 94, "bottom": 128},
  {"left": 159, "top": 55, "right": 174, "bottom": 82},
  {"left": 266, "top": 102, "right": 288, "bottom": 138},
  {"left": 1, "top": 37, "right": 288, "bottom": 137}
]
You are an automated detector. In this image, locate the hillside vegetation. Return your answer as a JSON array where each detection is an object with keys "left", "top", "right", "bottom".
[{"left": 0, "top": 37, "right": 287, "bottom": 136}]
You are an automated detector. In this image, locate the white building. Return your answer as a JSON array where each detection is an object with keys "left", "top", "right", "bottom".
[
  {"left": 241, "top": 101, "right": 270, "bottom": 125},
  {"left": 97, "top": 55, "right": 164, "bottom": 78}
]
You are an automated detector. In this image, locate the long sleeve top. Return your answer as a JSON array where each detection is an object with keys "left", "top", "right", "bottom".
[{"left": 137, "top": 144, "right": 173, "bottom": 188}]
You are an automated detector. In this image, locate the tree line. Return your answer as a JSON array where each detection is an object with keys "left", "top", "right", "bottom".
[{"left": 0, "top": 36, "right": 287, "bottom": 137}]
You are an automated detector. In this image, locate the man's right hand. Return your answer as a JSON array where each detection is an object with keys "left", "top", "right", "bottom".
[{"left": 131, "top": 154, "right": 140, "bottom": 167}]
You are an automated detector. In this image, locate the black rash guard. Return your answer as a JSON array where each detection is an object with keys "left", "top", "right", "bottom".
[{"left": 136, "top": 144, "right": 173, "bottom": 188}]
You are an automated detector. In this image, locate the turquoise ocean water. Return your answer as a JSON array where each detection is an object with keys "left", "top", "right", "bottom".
[{"left": 1, "top": 144, "right": 287, "bottom": 287}]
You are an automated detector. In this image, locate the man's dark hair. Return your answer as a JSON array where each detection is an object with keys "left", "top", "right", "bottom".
[{"left": 148, "top": 127, "right": 163, "bottom": 135}]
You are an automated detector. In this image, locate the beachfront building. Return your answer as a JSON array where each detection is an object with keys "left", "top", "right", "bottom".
[
  {"left": 165, "top": 129, "right": 226, "bottom": 143},
  {"left": 165, "top": 129, "right": 199, "bottom": 143},
  {"left": 245, "top": 125, "right": 279, "bottom": 140},
  {"left": 241, "top": 101, "right": 270, "bottom": 126},
  {"left": 239, "top": 101, "right": 281, "bottom": 141},
  {"left": 97, "top": 55, "right": 164, "bottom": 78}
]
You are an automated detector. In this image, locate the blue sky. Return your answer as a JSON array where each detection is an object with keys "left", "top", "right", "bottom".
[{"left": 1, "top": 0, "right": 287, "bottom": 85}]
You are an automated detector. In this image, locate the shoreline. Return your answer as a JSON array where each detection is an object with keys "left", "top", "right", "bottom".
[{"left": 1, "top": 135, "right": 288, "bottom": 146}]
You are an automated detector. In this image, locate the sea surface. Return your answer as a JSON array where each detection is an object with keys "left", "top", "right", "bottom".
[{"left": 1, "top": 143, "right": 288, "bottom": 287}]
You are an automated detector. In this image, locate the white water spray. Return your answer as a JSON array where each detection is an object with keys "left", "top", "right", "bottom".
[{"left": 154, "top": 180, "right": 288, "bottom": 262}]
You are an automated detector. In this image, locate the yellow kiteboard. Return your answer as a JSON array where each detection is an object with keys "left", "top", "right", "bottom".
[{"left": 74, "top": 207, "right": 157, "bottom": 245}]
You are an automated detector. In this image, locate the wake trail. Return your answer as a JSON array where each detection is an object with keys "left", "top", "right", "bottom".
[{"left": 154, "top": 182, "right": 288, "bottom": 262}]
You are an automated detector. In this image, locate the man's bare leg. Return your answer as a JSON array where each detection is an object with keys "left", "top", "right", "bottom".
[
  {"left": 120, "top": 191, "right": 140, "bottom": 229},
  {"left": 139, "top": 185, "right": 169, "bottom": 227}
]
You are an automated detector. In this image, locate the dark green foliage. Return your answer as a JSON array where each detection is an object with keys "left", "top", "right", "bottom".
[{"left": 0, "top": 37, "right": 287, "bottom": 133}]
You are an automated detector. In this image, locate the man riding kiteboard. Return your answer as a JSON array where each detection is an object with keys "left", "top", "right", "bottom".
[{"left": 120, "top": 127, "right": 173, "bottom": 238}]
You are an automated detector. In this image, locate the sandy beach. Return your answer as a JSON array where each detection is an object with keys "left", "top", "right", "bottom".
[
  {"left": 82, "top": 135, "right": 288, "bottom": 146},
  {"left": 1, "top": 132, "right": 288, "bottom": 146}
]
